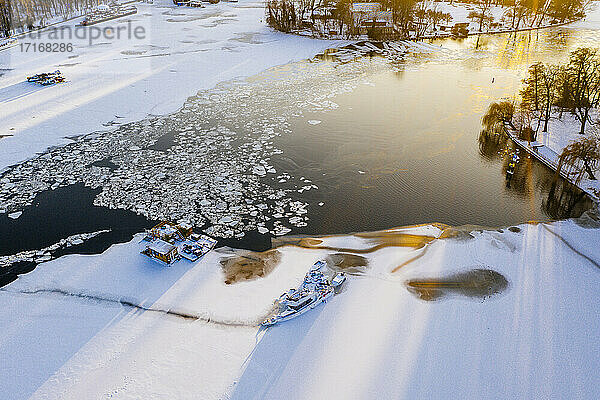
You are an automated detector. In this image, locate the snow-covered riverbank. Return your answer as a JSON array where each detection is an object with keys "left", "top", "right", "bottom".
[
  {"left": 506, "top": 115, "right": 600, "bottom": 201},
  {"left": 0, "top": 0, "right": 346, "bottom": 172},
  {"left": 1, "top": 218, "right": 599, "bottom": 399}
]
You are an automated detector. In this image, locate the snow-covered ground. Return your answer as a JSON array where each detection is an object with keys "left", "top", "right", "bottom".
[
  {"left": 0, "top": 0, "right": 346, "bottom": 171},
  {"left": 538, "top": 113, "right": 598, "bottom": 152},
  {"left": 1, "top": 218, "right": 599, "bottom": 399},
  {"left": 437, "top": 1, "right": 506, "bottom": 30},
  {"left": 0, "top": 233, "right": 327, "bottom": 399}
]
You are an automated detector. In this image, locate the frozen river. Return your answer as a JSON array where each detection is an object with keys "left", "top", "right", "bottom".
[
  {"left": 1, "top": 4, "right": 600, "bottom": 400},
  {"left": 1, "top": 4, "right": 600, "bottom": 261}
]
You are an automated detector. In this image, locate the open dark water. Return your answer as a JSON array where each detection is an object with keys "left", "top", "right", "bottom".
[
  {"left": 269, "top": 21, "right": 600, "bottom": 234},
  {"left": 0, "top": 183, "right": 271, "bottom": 286}
]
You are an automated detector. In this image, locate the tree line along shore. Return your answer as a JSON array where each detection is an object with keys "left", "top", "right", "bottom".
[
  {"left": 266, "top": 0, "right": 591, "bottom": 40},
  {"left": 483, "top": 47, "right": 600, "bottom": 197}
]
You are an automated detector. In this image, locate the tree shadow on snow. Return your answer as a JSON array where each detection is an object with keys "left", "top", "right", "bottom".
[
  {"left": 0, "top": 81, "right": 50, "bottom": 103},
  {"left": 230, "top": 305, "right": 324, "bottom": 400}
]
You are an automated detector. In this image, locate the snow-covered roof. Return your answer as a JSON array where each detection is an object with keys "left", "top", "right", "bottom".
[
  {"left": 178, "top": 222, "right": 192, "bottom": 230},
  {"left": 154, "top": 224, "right": 178, "bottom": 236},
  {"left": 351, "top": 2, "right": 381, "bottom": 13},
  {"left": 147, "top": 239, "right": 176, "bottom": 255}
]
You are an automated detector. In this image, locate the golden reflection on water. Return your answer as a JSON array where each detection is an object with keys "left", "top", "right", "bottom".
[
  {"left": 224, "top": 23, "right": 599, "bottom": 280},
  {"left": 276, "top": 27, "right": 598, "bottom": 231}
]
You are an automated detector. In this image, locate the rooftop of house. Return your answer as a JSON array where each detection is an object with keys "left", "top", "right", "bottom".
[
  {"left": 351, "top": 2, "right": 382, "bottom": 13},
  {"left": 147, "top": 239, "right": 177, "bottom": 255}
]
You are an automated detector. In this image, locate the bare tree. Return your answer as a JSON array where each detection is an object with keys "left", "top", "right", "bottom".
[
  {"left": 429, "top": 9, "right": 451, "bottom": 31},
  {"left": 548, "top": 0, "right": 590, "bottom": 22},
  {"left": 503, "top": 0, "right": 530, "bottom": 30},
  {"left": 2, "top": 0, "right": 101, "bottom": 35},
  {"left": 513, "top": 103, "right": 537, "bottom": 141},
  {"left": 557, "top": 48, "right": 600, "bottom": 135},
  {"left": 413, "top": 2, "right": 432, "bottom": 38},
  {"left": 482, "top": 100, "right": 516, "bottom": 132},
  {"left": 0, "top": 0, "right": 14, "bottom": 37},
  {"left": 267, "top": 0, "right": 299, "bottom": 33},
  {"left": 383, "top": 0, "right": 417, "bottom": 38},
  {"left": 471, "top": 0, "right": 495, "bottom": 32},
  {"left": 521, "top": 62, "right": 560, "bottom": 132},
  {"left": 556, "top": 136, "right": 600, "bottom": 181},
  {"left": 332, "top": 0, "right": 354, "bottom": 37}
]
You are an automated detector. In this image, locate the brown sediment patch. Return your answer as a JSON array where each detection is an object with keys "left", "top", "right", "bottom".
[
  {"left": 299, "top": 238, "right": 324, "bottom": 246},
  {"left": 272, "top": 223, "right": 450, "bottom": 254},
  {"left": 220, "top": 249, "right": 282, "bottom": 284},
  {"left": 228, "top": 223, "right": 525, "bottom": 283},
  {"left": 406, "top": 269, "right": 508, "bottom": 301},
  {"left": 269, "top": 224, "right": 450, "bottom": 277},
  {"left": 391, "top": 246, "right": 430, "bottom": 273},
  {"left": 438, "top": 228, "right": 475, "bottom": 240},
  {"left": 438, "top": 223, "right": 503, "bottom": 240},
  {"left": 278, "top": 231, "right": 438, "bottom": 254},
  {"left": 270, "top": 236, "right": 323, "bottom": 248},
  {"left": 355, "top": 222, "right": 450, "bottom": 238},
  {"left": 325, "top": 253, "right": 369, "bottom": 274}
]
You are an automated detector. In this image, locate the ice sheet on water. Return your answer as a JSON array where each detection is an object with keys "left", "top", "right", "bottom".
[
  {"left": 0, "top": 230, "right": 110, "bottom": 267},
  {"left": 0, "top": 44, "right": 460, "bottom": 239},
  {"left": 8, "top": 211, "right": 22, "bottom": 219}
]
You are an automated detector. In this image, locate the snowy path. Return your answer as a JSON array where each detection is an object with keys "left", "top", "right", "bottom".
[{"left": 0, "top": 0, "right": 346, "bottom": 172}]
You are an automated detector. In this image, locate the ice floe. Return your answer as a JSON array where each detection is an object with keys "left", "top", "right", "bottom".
[
  {"left": 8, "top": 211, "right": 22, "bottom": 219},
  {"left": 0, "top": 230, "right": 110, "bottom": 267},
  {"left": 0, "top": 52, "right": 409, "bottom": 239}
]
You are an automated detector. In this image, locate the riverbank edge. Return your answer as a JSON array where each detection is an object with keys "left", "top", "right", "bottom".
[
  {"left": 503, "top": 122, "right": 600, "bottom": 203},
  {"left": 0, "top": 0, "right": 140, "bottom": 49},
  {"left": 291, "top": 15, "right": 585, "bottom": 42}
]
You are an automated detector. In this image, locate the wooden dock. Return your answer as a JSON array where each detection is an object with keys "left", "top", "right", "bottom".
[{"left": 78, "top": 8, "right": 137, "bottom": 27}]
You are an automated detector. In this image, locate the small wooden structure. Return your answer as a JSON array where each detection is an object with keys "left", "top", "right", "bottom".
[
  {"left": 143, "top": 239, "right": 179, "bottom": 264},
  {"left": 149, "top": 221, "right": 192, "bottom": 242},
  {"left": 359, "top": 19, "right": 393, "bottom": 35},
  {"left": 142, "top": 221, "right": 216, "bottom": 265}
]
